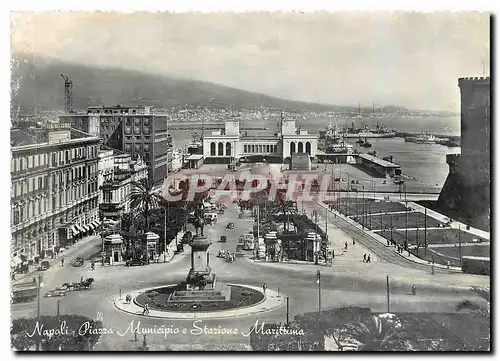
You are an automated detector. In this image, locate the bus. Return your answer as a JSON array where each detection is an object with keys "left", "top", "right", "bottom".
[{"left": 462, "top": 256, "right": 490, "bottom": 276}]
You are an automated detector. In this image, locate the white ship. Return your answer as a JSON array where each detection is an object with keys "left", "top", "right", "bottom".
[{"left": 170, "top": 148, "right": 184, "bottom": 172}]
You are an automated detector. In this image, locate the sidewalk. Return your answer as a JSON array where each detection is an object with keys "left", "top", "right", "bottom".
[{"left": 12, "top": 234, "right": 101, "bottom": 285}]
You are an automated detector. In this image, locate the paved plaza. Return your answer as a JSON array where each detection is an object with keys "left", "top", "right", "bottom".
[{"left": 11, "top": 190, "right": 489, "bottom": 351}]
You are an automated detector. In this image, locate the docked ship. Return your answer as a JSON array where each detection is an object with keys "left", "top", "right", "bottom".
[
  {"left": 187, "top": 131, "right": 203, "bottom": 154},
  {"left": 170, "top": 148, "right": 184, "bottom": 172},
  {"left": 404, "top": 133, "right": 437, "bottom": 144},
  {"left": 341, "top": 103, "right": 396, "bottom": 138}
]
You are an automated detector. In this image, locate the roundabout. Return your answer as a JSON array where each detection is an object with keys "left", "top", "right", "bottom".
[{"left": 114, "top": 284, "right": 285, "bottom": 320}]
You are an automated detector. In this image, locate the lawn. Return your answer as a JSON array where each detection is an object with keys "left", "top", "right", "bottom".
[
  {"left": 377, "top": 228, "right": 488, "bottom": 246},
  {"left": 329, "top": 199, "right": 408, "bottom": 216}
]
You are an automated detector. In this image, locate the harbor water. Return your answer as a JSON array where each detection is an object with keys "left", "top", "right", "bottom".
[{"left": 169, "top": 115, "right": 460, "bottom": 189}]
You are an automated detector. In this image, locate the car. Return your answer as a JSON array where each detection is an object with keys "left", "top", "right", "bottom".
[
  {"left": 38, "top": 260, "right": 51, "bottom": 271},
  {"left": 45, "top": 288, "right": 67, "bottom": 298},
  {"left": 226, "top": 223, "right": 235, "bottom": 229},
  {"left": 73, "top": 257, "right": 84, "bottom": 267},
  {"left": 125, "top": 259, "right": 147, "bottom": 267},
  {"left": 219, "top": 236, "right": 227, "bottom": 243}
]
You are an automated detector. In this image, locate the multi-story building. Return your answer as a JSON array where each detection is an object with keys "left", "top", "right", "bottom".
[
  {"left": 98, "top": 149, "right": 115, "bottom": 203},
  {"left": 438, "top": 76, "right": 490, "bottom": 230},
  {"left": 99, "top": 153, "right": 148, "bottom": 220},
  {"left": 10, "top": 123, "right": 101, "bottom": 261},
  {"left": 60, "top": 105, "right": 172, "bottom": 186}
]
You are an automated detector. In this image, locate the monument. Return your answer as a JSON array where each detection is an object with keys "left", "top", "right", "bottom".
[{"left": 167, "top": 235, "right": 230, "bottom": 303}]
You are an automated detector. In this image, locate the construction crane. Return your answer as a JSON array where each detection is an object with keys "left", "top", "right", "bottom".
[{"left": 60, "top": 73, "right": 73, "bottom": 114}]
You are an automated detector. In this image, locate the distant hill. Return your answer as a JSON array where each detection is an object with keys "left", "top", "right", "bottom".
[{"left": 11, "top": 53, "right": 353, "bottom": 116}]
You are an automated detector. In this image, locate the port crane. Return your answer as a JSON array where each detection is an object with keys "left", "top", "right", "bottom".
[{"left": 60, "top": 73, "right": 73, "bottom": 113}]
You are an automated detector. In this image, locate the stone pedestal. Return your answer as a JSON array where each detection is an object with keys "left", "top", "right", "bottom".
[{"left": 186, "top": 236, "right": 216, "bottom": 290}]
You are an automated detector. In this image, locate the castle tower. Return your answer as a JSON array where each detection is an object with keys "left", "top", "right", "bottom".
[{"left": 437, "top": 77, "right": 490, "bottom": 229}]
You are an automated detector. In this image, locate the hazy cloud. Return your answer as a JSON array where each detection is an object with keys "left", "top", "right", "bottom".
[{"left": 11, "top": 11, "right": 490, "bottom": 111}]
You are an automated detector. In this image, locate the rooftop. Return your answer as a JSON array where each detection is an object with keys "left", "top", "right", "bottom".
[
  {"left": 11, "top": 125, "right": 99, "bottom": 149},
  {"left": 358, "top": 153, "right": 400, "bottom": 168}
]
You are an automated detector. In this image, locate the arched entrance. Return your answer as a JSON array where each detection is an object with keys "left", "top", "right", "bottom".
[
  {"left": 306, "top": 142, "right": 311, "bottom": 155},
  {"left": 210, "top": 142, "right": 216, "bottom": 156},
  {"left": 226, "top": 142, "right": 232, "bottom": 156},
  {"left": 290, "top": 142, "right": 296, "bottom": 155},
  {"left": 298, "top": 142, "right": 303, "bottom": 153},
  {"left": 218, "top": 142, "right": 224, "bottom": 156}
]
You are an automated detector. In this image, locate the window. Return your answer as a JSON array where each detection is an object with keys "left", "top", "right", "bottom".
[
  {"left": 32, "top": 202, "right": 36, "bottom": 217},
  {"left": 13, "top": 209, "right": 20, "bottom": 225},
  {"left": 38, "top": 200, "right": 41, "bottom": 214},
  {"left": 52, "top": 153, "right": 57, "bottom": 166},
  {"left": 28, "top": 156, "right": 33, "bottom": 168},
  {"left": 65, "top": 150, "right": 69, "bottom": 163},
  {"left": 52, "top": 196, "right": 56, "bottom": 210},
  {"left": 38, "top": 177, "right": 43, "bottom": 189}
]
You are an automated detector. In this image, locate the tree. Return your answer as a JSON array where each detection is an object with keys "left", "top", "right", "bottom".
[
  {"left": 337, "top": 313, "right": 410, "bottom": 351},
  {"left": 129, "top": 178, "right": 163, "bottom": 231},
  {"left": 456, "top": 286, "right": 490, "bottom": 318},
  {"left": 11, "top": 315, "right": 102, "bottom": 351}
]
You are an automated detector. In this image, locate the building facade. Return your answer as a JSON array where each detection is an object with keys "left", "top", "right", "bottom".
[
  {"left": 202, "top": 118, "right": 318, "bottom": 163},
  {"left": 438, "top": 76, "right": 490, "bottom": 230},
  {"left": 99, "top": 153, "right": 148, "bottom": 220},
  {"left": 61, "top": 105, "right": 172, "bottom": 186},
  {"left": 10, "top": 124, "right": 101, "bottom": 260},
  {"left": 98, "top": 149, "right": 115, "bottom": 203}
]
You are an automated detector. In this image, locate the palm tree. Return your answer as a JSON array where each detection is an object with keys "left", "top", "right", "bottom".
[
  {"left": 337, "top": 314, "right": 410, "bottom": 351},
  {"left": 456, "top": 286, "right": 490, "bottom": 318},
  {"left": 129, "top": 178, "right": 163, "bottom": 231}
]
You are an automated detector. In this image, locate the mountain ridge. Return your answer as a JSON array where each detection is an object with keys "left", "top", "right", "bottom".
[{"left": 11, "top": 53, "right": 353, "bottom": 115}]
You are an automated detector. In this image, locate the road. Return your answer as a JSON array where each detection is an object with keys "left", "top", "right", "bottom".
[{"left": 11, "top": 200, "right": 489, "bottom": 350}]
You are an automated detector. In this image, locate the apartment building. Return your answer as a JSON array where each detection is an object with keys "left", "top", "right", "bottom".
[
  {"left": 61, "top": 105, "right": 173, "bottom": 186},
  {"left": 10, "top": 123, "right": 101, "bottom": 261},
  {"left": 99, "top": 153, "right": 148, "bottom": 220}
]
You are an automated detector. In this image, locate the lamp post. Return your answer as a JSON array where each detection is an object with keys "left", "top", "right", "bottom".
[
  {"left": 36, "top": 272, "right": 44, "bottom": 351},
  {"left": 316, "top": 270, "right": 321, "bottom": 316},
  {"left": 313, "top": 210, "right": 319, "bottom": 265},
  {"left": 100, "top": 214, "right": 105, "bottom": 266}
]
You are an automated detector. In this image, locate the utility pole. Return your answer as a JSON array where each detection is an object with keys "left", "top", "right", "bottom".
[
  {"left": 316, "top": 270, "right": 321, "bottom": 316},
  {"left": 390, "top": 214, "right": 393, "bottom": 242},
  {"left": 100, "top": 215, "right": 105, "bottom": 266},
  {"left": 405, "top": 182, "right": 408, "bottom": 246},
  {"left": 36, "top": 272, "right": 43, "bottom": 351},
  {"left": 286, "top": 297, "right": 290, "bottom": 326},
  {"left": 256, "top": 204, "right": 260, "bottom": 260},
  {"left": 424, "top": 207, "right": 427, "bottom": 257},
  {"left": 386, "top": 275, "right": 390, "bottom": 313},
  {"left": 314, "top": 211, "right": 318, "bottom": 265},
  {"left": 416, "top": 221, "right": 419, "bottom": 257},
  {"left": 164, "top": 113, "right": 170, "bottom": 263},
  {"left": 458, "top": 225, "right": 462, "bottom": 264},
  {"left": 362, "top": 186, "right": 365, "bottom": 228}
]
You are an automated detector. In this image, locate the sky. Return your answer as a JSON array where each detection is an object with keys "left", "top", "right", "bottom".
[{"left": 10, "top": 11, "right": 490, "bottom": 111}]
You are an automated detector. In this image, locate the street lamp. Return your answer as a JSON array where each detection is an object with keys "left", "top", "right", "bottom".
[
  {"left": 312, "top": 210, "right": 319, "bottom": 265},
  {"left": 36, "top": 272, "right": 44, "bottom": 351},
  {"left": 316, "top": 270, "right": 321, "bottom": 316}
]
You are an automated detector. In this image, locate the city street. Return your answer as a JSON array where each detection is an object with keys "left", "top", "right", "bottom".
[{"left": 11, "top": 198, "right": 489, "bottom": 350}]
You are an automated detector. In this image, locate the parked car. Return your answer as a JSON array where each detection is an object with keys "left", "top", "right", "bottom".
[
  {"left": 73, "top": 257, "right": 84, "bottom": 267},
  {"left": 38, "top": 260, "right": 51, "bottom": 271},
  {"left": 125, "top": 259, "right": 147, "bottom": 267},
  {"left": 219, "top": 236, "right": 227, "bottom": 243},
  {"left": 226, "top": 222, "right": 235, "bottom": 229}
]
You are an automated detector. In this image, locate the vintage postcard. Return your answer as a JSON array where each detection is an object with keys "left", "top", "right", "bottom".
[{"left": 9, "top": 10, "right": 490, "bottom": 352}]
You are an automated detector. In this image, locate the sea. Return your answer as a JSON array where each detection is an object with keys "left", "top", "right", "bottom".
[{"left": 169, "top": 115, "right": 461, "bottom": 189}]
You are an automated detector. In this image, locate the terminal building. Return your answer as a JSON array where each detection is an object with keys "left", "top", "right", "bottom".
[{"left": 202, "top": 117, "right": 318, "bottom": 163}]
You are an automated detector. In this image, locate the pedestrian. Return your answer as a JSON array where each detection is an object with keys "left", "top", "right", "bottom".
[
  {"left": 91, "top": 261, "right": 95, "bottom": 271},
  {"left": 262, "top": 283, "right": 267, "bottom": 295},
  {"left": 61, "top": 257, "right": 65, "bottom": 267},
  {"left": 344, "top": 242, "right": 348, "bottom": 250},
  {"left": 11, "top": 272, "right": 15, "bottom": 281},
  {"left": 387, "top": 239, "right": 390, "bottom": 246},
  {"left": 81, "top": 276, "right": 84, "bottom": 283},
  {"left": 352, "top": 238, "right": 356, "bottom": 246},
  {"left": 142, "top": 302, "right": 149, "bottom": 315},
  {"left": 367, "top": 254, "right": 371, "bottom": 263},
  {"left": 447, "top": 260, "right": 450, "bottom": 269},
  {"left": 363, "top": 254, "right": 367, "bottom": 263}
]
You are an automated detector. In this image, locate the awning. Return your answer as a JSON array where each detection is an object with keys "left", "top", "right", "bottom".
[
  {"left": 91, "top": 220, "right": 100, "bottom": 229},
  {"left": 83, "top": 225, "right": 91, "bottom": 232},
  {"left": 71, "top": 225, "right": 80, "bottom": 235},
  {"left": 76, "top": 224, "right": 85, "bottom": 233}
]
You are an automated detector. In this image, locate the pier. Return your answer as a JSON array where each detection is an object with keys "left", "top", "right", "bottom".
[{"left": 317, "top": 152, "right": 402, "bottom": 178}]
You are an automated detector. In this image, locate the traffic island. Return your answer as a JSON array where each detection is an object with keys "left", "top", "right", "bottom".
[{"left": 114, "top": 283, "right": 284, "bottom": 320}]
